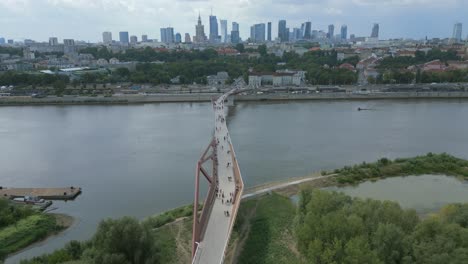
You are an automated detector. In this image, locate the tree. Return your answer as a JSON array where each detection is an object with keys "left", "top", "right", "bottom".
[
  {"left": 53, "top": 80, "right": 66, "bottom": 95},
  {"left": 258, "top": 44, "right": 267, "bottom": 56},
  {"left": 92, "top": 217, "right": 159, "bottom": 264},
  {"left": 235, "top": 43, "right": 245, "bottom": 53}
]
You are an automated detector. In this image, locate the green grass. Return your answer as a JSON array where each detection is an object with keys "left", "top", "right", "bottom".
[
  {"left": 0, "top": 214, "right": 58, "bottom": 257},
  {"left": 334, "top": 153, "right": 468, "bottom": 185},
  {"left": 144, "top": 203, "right": 200, "bottom": 229},
  {"left": 237, "top": 193, "right": 305, "bottom": 264}
]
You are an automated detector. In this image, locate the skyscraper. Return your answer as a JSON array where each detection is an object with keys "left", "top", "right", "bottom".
[
  {"left": 175, "top": 33, "right": 182, "bottom": 43},
  {"left": 119, "top": 32, "right": 129, "bottom": 44},
  {"left": 49, "top": 37, "right": 58, "bottom": 46},
  {"left": 102, "top": 32, "right": 112, "bottom": 43},
  {"left": 371, "top": 23, "right": 379, "bottom": 38},
  {"left": 220, "top": 19, "right": 228, "bottom": 43},
  {"left": 340, "top": 25, "right": 348, "bottom": 40},
  {"left": 130, "top": 35, "right": 138, "bottom": 44},
  {"left": 267, "top": 22, "right": 272, "bottom": 41},
  {"left": 185, "top": 33, "right": 191, "bottom": 43},
  {"left": 232, "top": 22, "right": 239, "bottom": 32},
  {"left": 63, "top": 39, "right": 75, "bottom": 46},
  {"left": 452, "top": 22, "right": 463, "bottom": 42},
  {"left": 0, "top": 38, "right": 5, "bottom": 45},
  {"left": 250, "top": 23, "right": 266, "bottom": 43},
  {"left": 160, "top": 27, "right": 174, "bottom": 43},
  {"left": 142, "top": 35, "right": 148, "bottom": 42},
  {"left": 327, "top": 25, "right": 334, "bottom": 39},
  {"left": 231, "top": 22, "right": 240, "bottom": 44},
  {"left": 278, "top": 20, "right": 288, "bottom": 42},
  {"left": 194, "top": 14, "right": 207, "bottom": 43},
  {"left": 292, "top": 28, "right": 301, "bottom": 41},
  {"left": 209, "top": 15, "right": 219, "bottom": 43},
  {"left": 304, "top": 22, "right": 312, "bottom": 39}
]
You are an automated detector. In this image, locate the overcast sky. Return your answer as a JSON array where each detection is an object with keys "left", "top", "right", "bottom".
[{"left": 0, "top": 0, "right": 467, "bottom": 42}]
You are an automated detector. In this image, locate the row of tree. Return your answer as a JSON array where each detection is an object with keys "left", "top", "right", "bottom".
[{"left": 368, "top": 69, "right": 468, "bottom": 84}]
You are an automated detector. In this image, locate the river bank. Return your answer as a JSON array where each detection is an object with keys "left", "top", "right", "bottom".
[
  {"left": 1, "top": 213, "right": 74, "bottom": 261},
  {"left": 2, "top": 91, "right": 468, "bottom": 106}
]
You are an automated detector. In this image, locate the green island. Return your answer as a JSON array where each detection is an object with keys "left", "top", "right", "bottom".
[
  {"left": 5, "top": 153, "right": 468, "bottom": 264},
  {"left": 0, "top": 200, "right": 71, "bottom": 261}
]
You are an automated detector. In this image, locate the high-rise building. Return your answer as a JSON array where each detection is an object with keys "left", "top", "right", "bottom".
[
  {"left": 0, "top": 38, "right": 5, "bottom": 45},
  {"left": 452, "top": 22, "right": 463, "bottom": 42},
  {"left": 312, "top": 30, "right": 318, "bottom": 39},
  {"left": 7, "top": 39, "right": 13, "bottom": 44},
  {"left": 142, "top": 35, "right": 148, "bottom": 42},
  {"left": 119, "top": 32, "right": 129, "bottom": 44},
  {"left": 340, "top": 25, "right": 348, "bottom": 40},
  {"left": 194, "top": 14, "right": 207, "bottom": 43},
  {"left": 185, "top": 33, "right": 191, "bottom": 43},
  {"left": 102, "top": 32, "right": 112, "bottom": 43},
  {"left": 175, "top": 33, "right": 182, "bottom": 43},
  {"left": 327, "top": 25, "right": 334, "bottom": 39},
  {"left": 267, "top": 22, "right": 272, "bottom": 41},
  {"left": 160, "top": 27, "right": 174, "bottom": 43},
  {"left": 49, "top": 37, "right": 58, "bottom": 46},
  {"left": 231, "top": 22, "right": 240, "bottom": 44},
  {"left": 220, "top": 19, "right": 228, "bottom": 43},
  {"left": 371, "top": 23, "right": 379, "bottom": 38},
  {"left": 209, "top": 15, "right": 219, "bottom": 43},
  {"left": 63, "top": 39, "right": 76, "bottom": 54},
  {"left": 130, "top": 35, "right": 138, "bottom": 44},
  {"left": 292, "top": 28, "right": 302, "bottom": 41},
  {"left": 250, "top": 23, "right": 266, "bottom": 43},
  {"left": 63, "top": 39, "right": 75, "bottom": 46},
  {"left": 304, "top": 22, "right": 312, "bottom": 39},
  {"left": 278, "top": 20, "right": 288, "bottom": 42}
]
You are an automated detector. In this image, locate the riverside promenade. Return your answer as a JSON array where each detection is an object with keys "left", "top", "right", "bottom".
[{"left": 191, "top": 89, "right": 244, "bottom": 264}]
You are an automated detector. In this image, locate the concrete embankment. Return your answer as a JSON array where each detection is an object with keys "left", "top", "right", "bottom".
[{"left": 2, "top": 92, "right": 468, "bottom": 106}]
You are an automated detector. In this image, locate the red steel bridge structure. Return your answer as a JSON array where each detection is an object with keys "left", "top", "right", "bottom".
[{"left": 191, "top": 88, "right": 244, "bottom": 264}]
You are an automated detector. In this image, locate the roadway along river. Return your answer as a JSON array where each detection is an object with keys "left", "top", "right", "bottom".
[{"left": 2, "top": 99, "right": 468, "bottom": 262}]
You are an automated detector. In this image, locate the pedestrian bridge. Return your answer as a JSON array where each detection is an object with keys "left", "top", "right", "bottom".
[{"left": 191, "top": 88, "right": 244, "bottom": 264}]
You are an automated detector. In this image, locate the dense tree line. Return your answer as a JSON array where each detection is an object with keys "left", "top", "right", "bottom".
[
  {"left": 20, "top": 217, "right": 161, "bottom": 264},
  {"left": 0, "top": 199, "right": 35, "bottom": 229},
  {"left": 0, "top": 71, "right": 69, "bottom": 86},
  {"left": 297, "top": 190, "right": 468, "bottom": 264},
  {"left": 0, "top": 46, "right": 23, "bottom": 56}
]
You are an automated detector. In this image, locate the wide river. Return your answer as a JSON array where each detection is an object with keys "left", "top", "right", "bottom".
[{"left": 2, "top": 99, "right": 468, "bottom": 262}]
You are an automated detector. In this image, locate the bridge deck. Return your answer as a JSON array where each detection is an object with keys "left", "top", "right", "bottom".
[{"left": 192, "top": 91, "right": 243, "bottom": 264}]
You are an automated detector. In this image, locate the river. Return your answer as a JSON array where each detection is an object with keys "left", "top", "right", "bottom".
[{"left": 1, "top": 99, "right": 468, "bottom": 263}]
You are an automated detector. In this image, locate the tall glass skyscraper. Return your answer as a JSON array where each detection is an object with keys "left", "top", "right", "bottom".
[
  {"left": 267, "top": 22, "right": 272, "bottom": 41},
  {"left": 209, "top": 15, "right": 219, "bottom": 43},
  {"left": 340, "top": 25, "right": 348, "bottom": 40},
  {"left": 119, "top": 32, "right": 129, "bottom": 43},
  {"left": 278, "top": 20, "right": 288, "bottom": 42},
  {"left": 220, "top": 19, "right": 228, "bottom": 43},
  {"left": 452, "top": 22, "right": 463, "bottom": 42},
  {"left": 328, "top": 24, "right": 334, "bottom": 39},
  {"left": 304, "top": 22, "right": 312, "bottom": 39},
  {"left": 371, "top": 23, "right": 379, "bottom": 38},
  {"left": 231, "top": 22, "right": 240, "bottom": 44}
]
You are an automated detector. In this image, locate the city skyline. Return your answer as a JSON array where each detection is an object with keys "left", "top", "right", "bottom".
[{"left": 0, "top": 0, "right": 467, "bottom": 42}]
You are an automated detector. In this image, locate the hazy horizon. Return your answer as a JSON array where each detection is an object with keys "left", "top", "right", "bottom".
[{"left": 0, "top": 0, "right": 467, "bottom": 42}]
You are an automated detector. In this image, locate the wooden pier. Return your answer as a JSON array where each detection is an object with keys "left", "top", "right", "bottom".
[{"left": 0, "top": 187, "right": 82, "bottom": 200}]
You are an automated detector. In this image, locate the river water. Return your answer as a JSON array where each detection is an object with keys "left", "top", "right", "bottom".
[{"left": 2, "top": 99, "right": 468, "bottom": 262}]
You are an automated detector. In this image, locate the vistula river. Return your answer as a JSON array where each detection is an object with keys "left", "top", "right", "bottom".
[{"left": 2, "top": 99, "right": 468, "bottom": 263}]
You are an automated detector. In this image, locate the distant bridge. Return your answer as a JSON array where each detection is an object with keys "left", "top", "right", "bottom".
[{"left": 191, "top": 88, "right": 244, "bottom": 264}]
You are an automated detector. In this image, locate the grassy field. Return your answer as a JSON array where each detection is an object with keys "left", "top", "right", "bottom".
[{"left": 233, "top": 193, "right": 305, "bottom": 264}]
